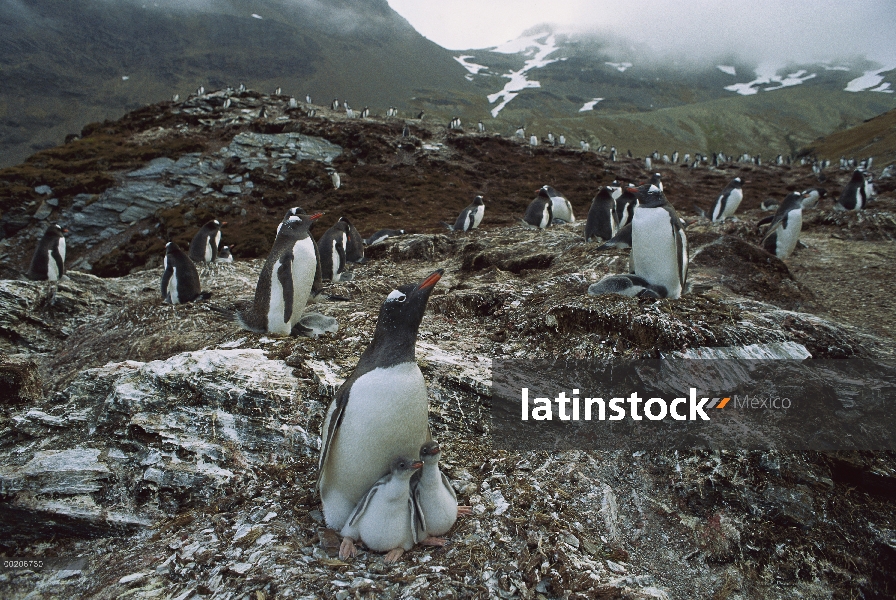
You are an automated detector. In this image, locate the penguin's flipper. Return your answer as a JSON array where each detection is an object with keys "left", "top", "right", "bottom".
[
  {"left": 467, "top": 211, "right": 476, "bottom": 231},
  {"left": 277, "top": 253, "right": 295, "bottom": 324},
  {"left": 693, "top": 205, "right": 706, "bottom": 218},
  {"left": 335, "top": 238, "right": 347, "bottom": 277},
  {"left": 161, "top": 268, "right": 172, "bottom": 300},
  {"left": 756, "top": 215, "right": 774, "bottom": 228},
  {"left": 292, "top": 313, "right": 338, "bottom": 338},
  {"left": 311, "top": 238, "right": 325, "bottom": 295},
  {"left": 440, "top": 221, "right": 455, "bottom": 231},
  {"left": 596, "top": 223, "right": 632, "bottom": 250}
]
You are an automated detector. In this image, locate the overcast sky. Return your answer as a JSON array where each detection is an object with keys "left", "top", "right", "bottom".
[{"left": 387, "top": 0, "right": 896, "bottom": 65}]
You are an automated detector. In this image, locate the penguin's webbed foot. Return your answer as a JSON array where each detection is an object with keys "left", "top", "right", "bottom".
[
  {"left": 383, "top": 548, "right": 405, "bottom": 563},
  {"left": 339, "top": 537, "right": 357, "bottom": 559},
  {"left": 419, "top": 536, "right": 447, "bottom": 547},
  {"left": 457, "top": 505, "right": 473, "bottom": 516}
]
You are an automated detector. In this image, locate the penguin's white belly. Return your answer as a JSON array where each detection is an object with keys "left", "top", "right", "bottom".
[
  {"left": 632, "top": 208, "right": 682, "bottom": 299},
  {"left": 418, "top": 471, "right": 458, "bottom": 535},
  {"left": 540, "top": 206, "right": 551, "bottom": 228},
  {"left": 321, "top": 362, "right": 429, "bottom": 529},
  {"left": 330, "top": 239, "right": 341, "bottom": 281},
  {"left": 46, "top": 250, "right": 60, "bottom": 282},
  {"left": 775, "top": 210, "right": 802, "bottom": 258},
  {"left": 204, "top": 240, "right": 213, "bottom": 262},
  {"left": 551, "top": 198, "right": 574, "bottom": 222},
  {"left": 291, "top": 237, "right": 317, "bottom": 317},
  {"left": 58, "top": 237, "right": 66, "bottom": 265},
  {"left": 167, "top": 267, "right": 179, "bottom": 304},
  {"left": 471, "top": 205, "right": 484, "bottom": 228},
  {"left": 354, "top": 491, "right": 415, "bottom": 552},
  {"left": 715, "top": 189, "right": 742, "bottom": 220}
]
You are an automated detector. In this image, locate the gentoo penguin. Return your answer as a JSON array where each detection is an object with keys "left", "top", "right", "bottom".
[
  {"left": 216, "top": 245, "right": 234, "bottom": 263},
  {"left": 235, "top": 211, "right": 327, "bottom": 336},
  {"left": 709, "top": 177, "right": 744, "bottom": 221},
  {"left": 338, "top": 456, "right": 423, "bottom": 562},
  {"left": 522, "top": 191, "right": 553, "bottom": 229},
  {"left": 331, "top": 98, "right": 340, "bottom": 110},
  {"left": 161, "top": 242, "right": 208, "bottom": 304},
  {"left": 306, "top": 94, "right": 312, "bottom": 104},
  {"left": 596, "top": 223, "right": 632, "bottom": 251},
  {"left": 365, "top": 229, "right": 406, "bottom": 246},
  {"left": 188, "top": 220, "right": 225, "bottom": 263},
  {"left": 26, "top": 224, "right": 66, "bottom": 281},
  {"left": 330, "top": 171, "right": 341, "bottom": 190},
  {"left": 672, "top": 151, "right": 679, "bottom": 164},
  {"left": 530, "top": 135, "right": 538, "bottom": 146},
  {"left": 416, "top": 111, "right": 425, "bottom": 119},
  {"left": 649, "top": 172, "right": 663, "bottom": 192},
  {"left": 835, "top": 170, "right": 868, "bottom": 210},
  {"left": 478, "top": 121, "right": 484, "bottom": 132},
  {"left": 444, "top": 195, "right": 485, "bottom": 232},
  {"left": 645, "top": 156, "right": 652, "bottom": 170},
  {"left": 412, "top": 441, "right": 471, "bottom": 546},
  {"left": 802, "top": 187, "right": 827, "bottom": 206},
  {"left": 318, "top": 221, "right": 352, "bottom": 282},
  {"left": 631, "top": 186, "right": 688, "bottom": 299},
  {"left": 361, "top": 106, "right": 369, "bottom": 119},
  {"left": 614, "top": 187, "right": 638, "bottom": 230},
  {"left": 515, "top": 126, "right": 525, "bottom": 138},
  {"left": 338, "top": 217, "right": 365, "bottom": 263},
  {"left": 172, "top": 94, "right": 179, "bottom": 102},
  {"left": 761, "top": 192, "right": 813, "bottom": 259},
  {"left": 318, "top": 270, "right": 443, "bottom": 531},
  {"left": 584, "top": 187, "right": 618, "bottom": 242},
  {"left": 559, "top": 135, "right": 566, "bottom": 146},
  {"left": 289, "top": 97, "right": 297, "bottom": 108},
  {"left": 587, "top": 274, "right": 667, "bottom": 299},
  {"left": 275, "top": 87, "right": 281, "bottom": 95},
  {"left": 540, "top": 185, "right": 575, "bottom": 223}
]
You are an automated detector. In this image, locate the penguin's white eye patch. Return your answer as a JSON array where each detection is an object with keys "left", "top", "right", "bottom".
[
  {"left": 287, "top": 216, "right": 302, "bottom": 224},
  {"left": 386, "top": 290, "right": 407, "bottom": 302}
]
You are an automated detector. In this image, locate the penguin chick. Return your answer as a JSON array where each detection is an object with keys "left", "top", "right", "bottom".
[
  {"left": 215, "top": 245, "right": 234, "bottom": 263},
  {"left": 318, "top": 270, "right": 443, "bottom": 531},
  {"left": 444, "top": 195, "right": 485, "bottom": 232},
  {"left": 587, "top": 274, "right": 667, "bottom": 299},
  {"left": 189, "top": 219, "right": 225, "bottom": 263},
  {"left": 161, "top": 242, "right": 209, "bottom": 304},
  {"left": 412, "top": 441, "right": 472, "bottom": 546},
  {"left": 27, "top": 224, "right": 66, "bottom": 281},
  {"left": 339, "top": 456, "right": 423, "bottom": 563}
]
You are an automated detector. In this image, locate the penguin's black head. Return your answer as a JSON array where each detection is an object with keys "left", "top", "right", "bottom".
[
  {"left": 203, "top": 219, "right": 224, "bottom": 231},
  {"left": 45, "top": 224, "right": 66, "bottom": 237},
  {"left": 280, "top": 213, "right": 321, "bottom": 235},
  {"left": 391, "top": 456, "right": 424, "bottom": 475},
  {"left": 637, "top": 185, "right": 668, "bottom": 208},
  {"left": 473, "top": 195, "right": 484, "bottom": 206},
  {"left": 536, "top": 187, "right": 551, "bottom": 201},
  {"left": 596, "top": 187, "right": 614, "bottom": 201},
  {"left": 371, "top": 270, "right": 443, "bottom": 356},
  {"left": 731, "top": 177, "right": 743, "bottom": 187},
  {"left": 165, "top": 241, "right": 182, "bottom": 255}
]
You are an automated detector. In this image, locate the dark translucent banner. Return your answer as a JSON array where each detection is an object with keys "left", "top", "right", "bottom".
[{"left": 490, "top": 360, "right": 896, "bottom": 451}]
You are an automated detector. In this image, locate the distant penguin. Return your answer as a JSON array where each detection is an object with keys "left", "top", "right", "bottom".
[
  {"left": 189, "top": 220, "right": 225, "bottom": 263},
  {"left": 239, "top": 83, "right": 246, "bottom": 92},
  {"left": 645, "top": 157, "right": 652, "bottom": 170},
  {"left": 289, "top": 97, "right": 297, "bottom": 108},
  {"left": 477, "top": 120, "right": 484, "bottom": 132},
  {"left": 330, "top": 171, "right": 341, "bottom": 190},
  {"left": 649, "top": 172, "right": 663, "bottom": 192},
  {"left": 216, "top": 245, "right": 234, "bottom": 263},
  {"left": 523, "top": 192, "right": 552, "bottom": 229},
  {"left": 631, "top": 186, "right": 688, "bottom": 299},
  {"left": 761, "top": 192, "right": 811, "bottom": 259},
  {"left": 587, "top": 274, "right": 667, "bottom": 299},
  {"left": 402, "top": 124, "right": 410, "bottom": 137},
  {"left": 161, "top": 242, "right": 208, "bottom": 304},
  {"left": 197, "top": 86, "right": 205, "bottom": 96},
  {"left": 338, "top": 456, "right": 423, "bottom": 563},
  {"left": 547, "top": 132, "right": 555, "bottom": 145},
  {"left": 709, "top": 177, "right": 744, "bottom": 221},
  {"left": 172, "top": 94, "right": 180, "bottom": 102},
  {"left": 361, "top": 106, "right": 369, "bottom": 119},
  {"left": 221, "top": 98, "right": 231, "bottom": 110},
  {"left": 515, "top": 126, "right": 525, "bottom": 138},
  {"left": 318, "top": 270, "right": 443, "bottom": 531},
  {"left": 319, "top": 221, "right": 352, "bottom": 282},
  {"left": 444, "top": 195, "right": 485, "bottom": 232},
  {"left": 307, "top": 108, "right": 317, "bottom": 117},
  {"left": 416, "top": 110, "right": 425, "bottom": 119},
  {"left": 275, "top": 87, "right": 281, "bottom": 95},
  {"left": 530, "top": 135, "right": 538, "bottom": 146},
  {"left": 609, "top": 148, "right": 617, "bottom": 161},
  {"left": 365, "top": 229, "right": 406, "bottom": 246},
  {"left": 332, "top": 98, "right": 340, "bottom": 110},
  {"left": 540, "top": 185, "right": 575, "bottom": 223},
  {"left": 306, "top": 94, "right": 312, "bottom": 104},
  {"left": 835, "top": 169, "right": 868, "bottom": 210},
  {"left": 27, "top": 224, "right": 66, "bottom": 281},
  {"left": 559, "top": 135, "right": 565, "bottom": 146},
  {"left": 584, "top": 187, "right": 618, "bottom": 242},
  {"left": 258, "top": 106, "right": 266, "bottom": 119},
  {"left": 234, "top": 210, "right": 328, "bottom": 336},
  {"left": 338, "top": 217, "right": 365, "bottom": 263},
  {"left": 672, "top": 151, "right": 679, "bottom": 163}
]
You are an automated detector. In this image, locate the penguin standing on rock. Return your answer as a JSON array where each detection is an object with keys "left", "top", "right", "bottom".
[
  {"left": 631, "top": 185, "right": 688, "bottom": 299},
  {"left": 523, "top": 191, "right": 553, "bottom": 229},
  {"left": 232, "top": 210, "right": 334, "bottom": 336},
  {"left": 709, "top": 177, "right": 744, "bottom": 221},
  {"left": 27, "top": 224, "right": 66, "bottom": 281},
  {"left": 189, "top": 220, "right": 225, "bottom": 263},
  {"left": 161, "top": 242, "right": 209, "bottom": 304},
  {"left": 584, "top": 187, "right": 618, "bottom": 242},
  {"left": 836, "top": 169, "right": 869, "bottom": 210},
  {"left": 443, "top": 195, "right": 485, "bottom": 232},
  {"left": 338, "top": 456, "right": 423, "bottom": 562},
  {"left": 318, "top": 270, "right": 443, "bottom": 531},
  {"left": 318, "top": 221, "right": 352, "bottom": 282},
  {"left": 760, "top": 192, "right": 813, "bottom": 259}
]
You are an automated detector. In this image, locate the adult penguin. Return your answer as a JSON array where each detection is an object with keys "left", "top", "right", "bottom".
[
  {"left": 26, "top": 224, "right": 66, "bottom": 281},
  {"left": 630, "top": 185, "right": 688, "bottom": 299},
  {"left": 189, "top": 219, "right": 225, "bottom": 263},
  {"left": 318, "top": 270, "right": 443, "bottom": 531}
]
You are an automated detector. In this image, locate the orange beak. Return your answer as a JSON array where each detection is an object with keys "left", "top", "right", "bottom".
[{"left": 416, "top": 269, "right": 443, "bottom": 290}]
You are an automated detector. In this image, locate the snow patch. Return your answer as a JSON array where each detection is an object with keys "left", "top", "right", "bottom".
[
  {"left": 724, "top": 66, "right": 817, "bottom": 95},
  {"left": 121, "top": 75, "right": 130, "bottom": 81},
  {"left": 716, "top": 65, "right": 736, "bottom": 76},
  {"left": 871, "top": 83, "right": 894, "bottom": 93},
  {"left": 845, "top": 67, "right": 895, "bottom": 92},
  {"left": 579, "top": 98, "right": 604, "bottom": 112},
  {"left": 251, "top": 13, "right": 262, "bottom": 19},
  {"left": 821, "top": 65, "right": 850, "bottom": 71},
  {"left": 487, "top": 34, "right": 560, "bottom": 117},
  {"left": 454, "top": 55, "right": 488, "bottom": 75},
  {"left": 605, "top": 62, "right": 632, "bottom": 73}
]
